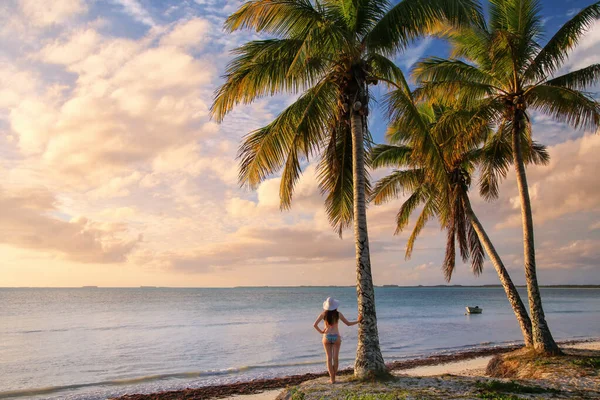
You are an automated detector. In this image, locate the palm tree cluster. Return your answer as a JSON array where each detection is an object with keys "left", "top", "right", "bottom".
[{"left": 212, "top": 0, "right": 600, "bottom": 375}]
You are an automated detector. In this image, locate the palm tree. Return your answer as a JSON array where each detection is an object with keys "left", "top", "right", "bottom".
[
  {"left": 370, "top": 92, "right": 550, "bottom": 347},
  {"left": 413, "top": 0, "right": 600, "bottom": 355},
  {"left": 211, "top": 0, "right": 481, "bottom": 376}
]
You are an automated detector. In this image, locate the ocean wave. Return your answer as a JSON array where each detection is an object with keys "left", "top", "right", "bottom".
[{"left": 0, "top": 361, "right": 326, "bottom": 399}]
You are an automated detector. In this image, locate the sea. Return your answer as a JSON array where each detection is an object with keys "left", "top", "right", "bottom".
[{"left": 0, "top": 286, "right": 599, "bottom": 399}]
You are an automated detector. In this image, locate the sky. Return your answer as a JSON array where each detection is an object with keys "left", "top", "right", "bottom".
[{"left": 0, "top": 0, "right": 599, "bottom": 288}]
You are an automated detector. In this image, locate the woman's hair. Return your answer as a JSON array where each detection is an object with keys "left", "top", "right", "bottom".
[{"left": 324, "top": 310, "right": 339, "bottom": 325}]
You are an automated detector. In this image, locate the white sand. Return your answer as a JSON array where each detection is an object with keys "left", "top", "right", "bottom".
[
  {"left": 564, "top": 340, "right": 600, "bottom": 351},
  {"left": 397, "top": 355, "right": 492, "bottom": 377},
  {"left": 224, "top": 390, "right": 281, "bottom": 400}
]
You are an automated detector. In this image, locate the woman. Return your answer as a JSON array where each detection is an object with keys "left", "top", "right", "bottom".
[{"left": 313, "top": 297, "right": 362, "bottom": 383}]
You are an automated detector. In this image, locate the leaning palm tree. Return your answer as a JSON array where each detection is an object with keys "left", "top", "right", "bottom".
[
  {"left": 413, "top": 0, "right": 600, "bottom": 355},
  {"left": 370, "top": 92, "right": 549, "bottom": 347},
  {"left": 211, "top": 0, "right": 480, "bottom": 376}
]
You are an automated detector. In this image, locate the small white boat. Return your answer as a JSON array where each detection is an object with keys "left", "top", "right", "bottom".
[{"left": 466, "top": 306, "right": 483, "bottom": 314}]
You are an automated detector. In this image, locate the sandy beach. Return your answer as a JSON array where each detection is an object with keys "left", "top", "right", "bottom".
[
  {"left": 115, "top": 338, "right": 600, "bottom": 400},
  {"left": 231, "top": 340, "right": 600, "bottom": 400},
  {"left": 220, "top": 355, "right": 500, "bottom": 399},
  {"left": 221, "top": 340, "right": 600, "bottom": 400}
]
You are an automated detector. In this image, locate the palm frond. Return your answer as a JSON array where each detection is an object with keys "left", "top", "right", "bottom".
[
  {"left": 414, "top": 80, "right": 498, "bottom": 109},
  {"left": 329, "top": 0, "right": 391, "bottom": 37},
  {"left": 370, "top": 144, "right": 413, "bottom": 169},
  {"left": 524, "top": 2, "right": 600, "bottom": 83},
  {"left": 544, "top": 64, "right": 600, "bottom": 91},
  {"left": 224, "top": 0, "right": 323, "bottom": 36},
  {"left": 489, "top": 0, "right": 542, "bottom": 39},
  {"left": 368, "top": 53, "right": 410, "bottom": 90},
  {"left": 527, "top": 84, "right": 600, "bottom": 130},
  {"left": 365, "top": 0, "right": 482, "bottom": 55},
  {"left": 528, "top": 141, "right": 549, "bottom": 166},
  {"left": 279, "top": 144, "right": 303, "bottom": 210},
  {"left": 318, "top": 116, "right": 373, "bottom": 237},
  {"left": 405, "top": 196, "right": 436, "bottom": 259},
  {"left": 238, "top": 78, "right": 338, "bottom": 190},
  {"left": 211, "top": 39, "right": 328, "bottom": 121},
  {"left": 384, "top": 91, "right": 449, "bottom": 184},
  {"left": 478, "top": 127, "right": 511, "bottom": 201},
  {"left": 444, "top": 24, "right": 491, "bottom": 66},
  {"left": 467, "top": 213, "right": 485, "bottom": 276},
  {"left": 371, "top": 168, "right": 425, "bottom": 205},
  {"left": 395, "top": 186, "right": 427, "bottom": 234},
  {"left": 451, "top": 187, "right": 469, "bottom": 263},
  {"left": 318, "top": 119, "right": 353, "bottom": 237},
  {"left": 413, "top": 57, "right": 501, "bottom": 89},
  {"left": 442, "top": 218, "right": 457, "bottom": 281}
]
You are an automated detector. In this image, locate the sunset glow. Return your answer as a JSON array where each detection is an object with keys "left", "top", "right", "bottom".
[{"left": 1, "top": 0, "right": 599, "bottom": 287}]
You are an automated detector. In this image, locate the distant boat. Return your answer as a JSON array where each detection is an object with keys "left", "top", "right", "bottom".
[
  {"left": 466, "top": 306, "right": 482, "bottom": 314},
  {"left": 81, "top": 286, "right": 98, "bottom": 288}
]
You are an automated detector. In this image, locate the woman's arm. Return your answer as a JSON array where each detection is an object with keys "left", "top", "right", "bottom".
[
  {"left": 313, "top": 312, "right": 325, "bottom": 334},
  {"left": 339, "top": 312, "right": 363, "bottom": 326}
]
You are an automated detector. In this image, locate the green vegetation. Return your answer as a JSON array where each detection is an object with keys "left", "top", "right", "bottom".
[
  {"left": 533, "top": 358, "right": 553, "bottom": 367},
  {"left": 289, "top": 387, "right": 306, "bottom": 400},
  {"left": 342, "top": 393, "right": 406, "bottom": 400},
  {"left": 572, "top": 357, "right": 600, "bottom": 369},
  {"left": 475, "top": 380, "right": 559, "bottom": 394},
  {"left": 476, "top": 394, "right": 524, "bottom": 400}
]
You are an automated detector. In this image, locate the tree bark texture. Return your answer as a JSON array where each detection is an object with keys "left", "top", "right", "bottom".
[
  {"left": 463, "top": 194, "right": 534, "bottom": 347},
  {"left": 511, "top": 107, "right": 560, "bottom": 355},
  {"left": 351, "top": 106, "right": 387, "bottom": 377}
]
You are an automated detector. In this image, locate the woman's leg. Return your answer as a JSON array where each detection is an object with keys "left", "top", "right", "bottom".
[
  {"left": 322, "top": 340, "right": 334, "bottom": 383},
  {"left": 332, "top": 339, "right": 342, "bottom": 379}
]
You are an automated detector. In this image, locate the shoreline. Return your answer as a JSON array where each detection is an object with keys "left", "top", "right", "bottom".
[{"left": 114, "top": 337, "right": 599, "bottom": 400}]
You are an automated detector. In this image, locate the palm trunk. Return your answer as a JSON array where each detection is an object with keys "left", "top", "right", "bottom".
[
  {"left": 511, "top": 108, "right": 560, "bottom": 355},
  {"left": 350, "top": 103, "right": 386, "bottom": 377},
  {"left": 463, "top": 194, "right": 533, "bottom": 347}
]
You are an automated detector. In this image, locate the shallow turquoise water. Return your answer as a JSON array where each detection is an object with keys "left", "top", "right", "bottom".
[{"left": 0, "top": 287, "right": 598, "bottom": 399}]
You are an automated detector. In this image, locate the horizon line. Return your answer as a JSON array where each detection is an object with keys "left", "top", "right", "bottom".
[{"left": 1, "top": 284, "right": 600, "bottom": 289}]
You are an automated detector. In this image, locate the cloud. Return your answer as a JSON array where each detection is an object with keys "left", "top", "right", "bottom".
[
  {"left": 20, "top": 0, "right": 86, "bottom": 27},
  {"left": 160, "top": 18, "right": 211, "bottom": 51},
  {"left": 10, "top": 23, "right": 217, "bottom": 187},
  {"left": 87, "top": 171, "right": 142, "bottom": 199},
  {"left": 0, "top": 63, "right": 39, "bottom": 110},
  {"left": 159, "top": 225, "right": 360, "bottom": 272},
  {"left": 537, "top": 239, "right": 600, "bottom": 271},
  {"left": 496, "top": 134, "right": 600, "bottom": 228},
  {"left": 112, "top": 0, "right": 156, "bottom": 27},
  {"left": 0, "top": 185, "right": 140, "bottom": 263},
  {"left": 2, "top": 0, "right": 600, "bottom": 287},
  {"left": 39, "top": 28, "right": 102, "bottom": 65},
  {"left": 397, "top": 38, "right": 432, "bottom": 70},
  {"left": 559, "top": 20, "right": 600, "bottom": 72}
]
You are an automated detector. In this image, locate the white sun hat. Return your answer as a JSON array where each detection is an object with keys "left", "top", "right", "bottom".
[{"left": 323, "top": 297, "right": 340, "bottom": 311}]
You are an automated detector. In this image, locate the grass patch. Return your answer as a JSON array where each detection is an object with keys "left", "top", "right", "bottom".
[
  {"left": 533, "top": 358, "right": 554, "bottom": 367},
  {"left": 475, "top": 380, "right": 560, "bottom": 395},
  {"left": 476, "top": 394, "right": 524, "bottom": 400},
  {"left": 288, "top": 387, "right": 305, "bottom": 400},
  {"left": 572, "top": 357, "right": 600, "bottom": 369},
  {"left": 343, "top": 393, "right": 406, "bottom": 400}
]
